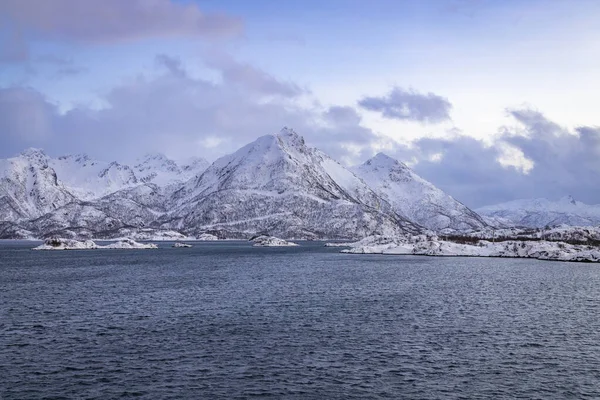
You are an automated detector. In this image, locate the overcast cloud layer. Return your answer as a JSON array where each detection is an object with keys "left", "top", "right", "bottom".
[{"left": 1, "top": 0, "right": 600, "bottom": 208}]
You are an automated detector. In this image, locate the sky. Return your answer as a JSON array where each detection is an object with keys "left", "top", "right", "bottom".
[{"left": 1, "top": 0, "right": 599, "bottom": 207}]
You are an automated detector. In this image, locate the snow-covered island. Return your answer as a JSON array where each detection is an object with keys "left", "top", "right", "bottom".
[
  {"left": 334, "top": 235, "right": 600, "bottom": 263},
  {"left": 172, "top": 242, "right": 193, "bottom": 248},
  {"left": 250, "top": 235, "right": 299, "bottom": 247},
  {"left": 196, "top": 233, "right": 219, "bottom": 241},
  {"left": 33, "top": 238, "right": 158, "bottom": 250}
]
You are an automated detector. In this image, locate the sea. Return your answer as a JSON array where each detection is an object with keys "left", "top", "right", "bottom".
[{"left": 1, "top": 240, "right": 600, "bottom": 399}]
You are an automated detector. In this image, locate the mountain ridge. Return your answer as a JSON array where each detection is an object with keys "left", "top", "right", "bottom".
[
  {"left": 0, "top": 127, "right": 543, "bottom": 239},
  {"left": 476, "top": 196, "right": 600, "bottom": 228},
  {"left": 352, "top": 152, "right": 487, "bottom": 232}
]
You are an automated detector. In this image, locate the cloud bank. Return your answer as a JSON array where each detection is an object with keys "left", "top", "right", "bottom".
[
  {"left": 396, "top": 110, "right": 600, "bottom": 207},
  {"left": 0, "top": 0, "right": 243, "bottom": 62},
  {"left": 0, "top": 54, "right": 376, "bottom": 164}
]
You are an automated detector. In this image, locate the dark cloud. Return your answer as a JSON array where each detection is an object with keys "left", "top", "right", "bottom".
[
  {"left": 389, "top": 109, "right": 600, "bottom": 207},
  {"left": 0, "top": 55, "right": 375, "bottom": 164},
  {"left": 155, "top": 54, "right": 187, "bottom": 78},
  {"left": 324, "top": 106, "right": 362, "bottom": 126},
  {"left": 0, "top": 0, "right": 243, "bottom": 62},
  {"left": 358, "top": 86, "right": 452, "bottom": 124}
]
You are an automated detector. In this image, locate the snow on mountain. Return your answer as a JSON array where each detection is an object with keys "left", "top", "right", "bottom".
[
  {"left": 23, "top": 183, "right": 171, "bottom": 239},
  {"left": 15, "top": 128, "right": 600, "bottom": 241},
  {"left": 168, "top": 128, "right": 421, "bottom": 239},
  {"left": 133, "top": 153, "right": 209, "bottom": 186},
  {"left": 0, "top": 149, "right": 76, "bottom": 221},
  {"left": 180, "top": 156, "right": 210, "bottom": 176},
  {"left": 353, "top": 153, "right": 487, "bottom": 232},
  {"left": 476, "top": 196, "right": 600, "bottom": 228},
  {"left": 463, "top": 225, "right": 600, "bottom": 244},
  {"left": 50, "top": 154, "right": 139, "bottom": 200},
  {"left": 50, "top": 152, "right": 208, "bottom": 200}
]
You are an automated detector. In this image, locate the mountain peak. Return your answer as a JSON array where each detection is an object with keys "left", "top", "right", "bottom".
[
  {"left": 560, "top": 195, "right": 577, "bottom": 205},
  {"left": 20, "top": 147, "right": 47, "bottom": 158},
  {"left": 138, "top": 152, "right": 169, "bottom": 162},
  {"left": 362, "top": 152, "right": 411, "bottom": 172},
  {"left": 353, "top": 152, "right": 487, "bottom": 232},
  {"left": 275, "top": 126, "right": 306, "bottom": 149},
  {"left": 19, "top": 148, "right": 50, "bottom": 166},
  {"left": 371, "top": 152, "right": 398, "bottom": 165}
]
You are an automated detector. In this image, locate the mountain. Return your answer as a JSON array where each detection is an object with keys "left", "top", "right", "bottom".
[
  {"left": 166, "top": 128, "right": 421, "bottom": 239},
  {"left": 0, "top": 149, "right": 75, "bottom": 222},
  {"left": 476, "top": 196, "right": 600, "bottom": 228},
  {"left": 50, "top": 154, "right": 139, "bottom": 200},
  {"left": 49, "top": 152, "right": 209, "bottom": 200},
  {"left": 1, "top": 128, "right": 498, "bottom": 240},
  {"left": 0, "top": 149, "right": 209, "bottom": 238},
  {"left": 133, "top": 153, "right": 209, "bottom": 186},
  {"left": 353, "top": 153, "right": 487, "bottom": 232}
]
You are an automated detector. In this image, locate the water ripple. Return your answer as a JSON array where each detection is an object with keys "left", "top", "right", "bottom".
[{"left": 1, "top": 241, "right": 600, "bottom": 399}]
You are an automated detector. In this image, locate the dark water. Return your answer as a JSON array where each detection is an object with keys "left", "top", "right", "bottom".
[{"left": 1, "top": 241, "right": 600, "bottom": 399}]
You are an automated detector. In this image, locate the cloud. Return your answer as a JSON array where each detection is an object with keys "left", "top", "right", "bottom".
[
  {"left": 0, "top": 26, "right": 29, "bottom": 63},
  {"left": 0, "top": 0, "right": 243, "bottom": 62},
  {"left": 387, "top": 109, "right": 600, "bottom": 207},
  {"left": 358, "top": 86, "right": 452, "bottom": 124},
  {"left": 54, "top": 65, "right": 88, "bottom": 78},
  {"left": 203, "top": 51, "right": 305, "bottom": 98},
  {"left": 0, "top": 87, "right": 57, "bottom": 155},
  {"left": 0, "top": 54, "right": 377, "bottom": 164},
  {"left": 34, "top": 54, "right": 88, "bottom": 77},
  {"left": 155, "top": 54, "right": 187, "bottom": 78}
]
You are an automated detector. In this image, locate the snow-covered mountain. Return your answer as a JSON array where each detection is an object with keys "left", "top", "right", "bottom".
[
  {"left": 476, "top": 196, "right": 600, "bottom": 228},
  {"left": 1, "top": 128, "right": 503, "bottom": 240},
  {"left": 0, "top": 149, "right": 75, "bottom": 222},
  {"left": 50, "top": 154, "right": 139, "bottom": 200},
  {"left": 353, "top": 153, "right": 487, "bottom": 232},
  {"left": 133, "top": 153, "right": 209, "bottom": 186},
  {"left": 167, "top": 128, "right": 421, "bottom": 239},
  {"left": 0, "top": 149, "right": 209, "bottom": 238},
  {"left": 49, "top": 152, "right": 209, "bottom": 200}
]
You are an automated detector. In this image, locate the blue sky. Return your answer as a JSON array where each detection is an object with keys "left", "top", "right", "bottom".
[{"left": 1, "top": 0, "right": 600, "bottom": 207}]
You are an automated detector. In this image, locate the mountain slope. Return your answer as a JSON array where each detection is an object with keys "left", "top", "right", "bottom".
[
  {"left": 50, "top": 154, "right": 139, "bottom": 200},
  {"left": 167, "top": 128, "right": 421, "bottom": 239},
  {"left": 133, "top": 153, "right": 209, "bottom": 186},
  {"left": 476, "top": 196, "right": 600, "bottom": 228},
  {"left": 352, "top": 153, "right": 487, "bottom": 232},
  {"left": 50, "top": 152, "right": 209, "bottom": 200},
  {"left": 0, "top": 149, "right": 76, "bottom": 222}
]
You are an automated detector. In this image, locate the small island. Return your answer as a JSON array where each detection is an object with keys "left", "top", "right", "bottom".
[
  {"left": 33, "top": 238, "right": 158, "bottom": 250},
  {"left": 250, "top": 235, "right": 299, "bottom": 247},
  {"left": 172, "top": 242, "right": 193, "bottom": 248},
  {"left": 196, "top": 233, "right": 219, "bottom": 241}
]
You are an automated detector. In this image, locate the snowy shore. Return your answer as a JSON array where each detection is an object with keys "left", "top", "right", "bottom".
[{"left": 333, "top": 235, "right": 600, "bottom": 263}]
